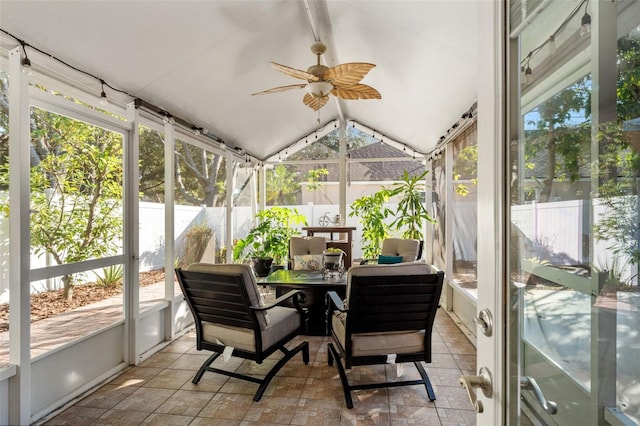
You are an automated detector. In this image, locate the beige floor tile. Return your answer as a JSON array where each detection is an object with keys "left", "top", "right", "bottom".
[
  {"left": 300, "top": 377, "right": 344, "bottom": 402},
  {"left": 290, "top": 398, "right": 342, "bottom": 426},
  {"left": 139, "top": 352, "right": 183, "bottom": 368},
  {"left": 198, "top": 393, "right": 254, "bottom": 420},
  {"left": 189, "top": 418, "right": 240, "bottom": 426},
  {"left": 167, "top": 353, "right": 211, "bottom": 371},
  {"left": 93, "top": 408, "right": 150, "bottom": 425},
  {"left": 44, "top": 406, "right": 108, "bottom": 425},
  {"left": 112, "top": 387, "right": 176, "bottom": 412},
  {"left": 436, "top": 407, "right": 477, "bottom": 425},
  {"left": 424, "top": 367, "right": 465, "bottom": 387},
  {"left": 180, "top": 373, "right": 228, "bottom": 392},
  {"left": 145, "top": 368, "right": 195, "bottom": 389},
  {"left": 75, "top": 384, "right": 138, "bottom": 409},
  {"left": 140, "top": 413, "right": 194, "bottom": 425},
  {"left": 153, "top": 389, "right": 213, "bottom": 416},
  {"left": 109, "top": 367, "right": 162, "bottom": 387},
  {"left": 218, "top": 377, "right": 261, "bottom": 396},
  {"left": 339, "top": 402, "right": 391, "bottom": 426},
  {"left": 453, "top": 354, "right": 476, "bottom": 371},
  {"left": 241, "top": 396, "right": 298, "bottom": 423},
  {"left": 44, "top": 307, "right": 477, "bottom": 426},
  {"left": 262, "top": 375, "right": 307, "bottom": 397},
  {"left": 389, "top": 404, "right": 441, "bottom": 425},
  {"left": 433, "top": 385, "right": 475, "bottom": 411},
  {"left": 388, "top": 384, "right": 437, "bottom": 407}
]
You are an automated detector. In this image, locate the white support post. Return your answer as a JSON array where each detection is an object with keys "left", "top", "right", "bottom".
[
  {"left": 164, "top": 120, "right": 176, "bottom": 338},
  {"left": 476, "top": 0, "right": 506, "bottom": 421},
  {"left": 424, "top": 161, "right": 434, "bottom": 263},
  {"left": 8, "top": 45, "right": 32, "bottom": 426},
  {"left": 590, "top": 1, "right": 618, "bottom": 423},
  {"left": 226, "top": 151, "right": 234, "bottom": 263},
  {"left": 258, "top": 164, "right": 266, "bottom": 212},
  {"left": 125, "top": 102, "right": 140, "bottom": 363},
  {"left": 338, "top": 119, "right": 347, "bottom": 224},
  {"left": 445, "top": 145, "right": 454, "bottom": 300}
]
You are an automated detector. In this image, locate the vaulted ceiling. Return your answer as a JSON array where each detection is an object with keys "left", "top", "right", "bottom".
[{"left": 0, "top": 0, "right": 479, "bottom": 160}]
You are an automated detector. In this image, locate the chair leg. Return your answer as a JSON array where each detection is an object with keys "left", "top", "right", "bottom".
[
  {"left": 414, "top": 361, "right": 436, "bottom": 401},
  {"left": 328, "top": 343, "right": 353, "bottom": 409},
  {"left": 253, "top": 341, "right": 309, "bottom": 402},
  {"left": 193, "top": 352, "right": 222, "bottom": 384}
]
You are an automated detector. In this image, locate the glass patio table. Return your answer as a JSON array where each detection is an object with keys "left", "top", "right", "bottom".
[{"left": 259, "top": 269, "right": 346, "bottom": 335}]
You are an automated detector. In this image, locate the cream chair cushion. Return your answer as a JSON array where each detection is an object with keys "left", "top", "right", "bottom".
[
  {"left": 380, "top": 238, "right": 420, "bottom": 262},
  {"left": 289, "top": 236, "right": 326, "bottom": 269}
]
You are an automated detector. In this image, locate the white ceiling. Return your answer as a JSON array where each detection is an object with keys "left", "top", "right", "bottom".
[{"left": 0, "top": 0, "right": 479, "bottom": 160}]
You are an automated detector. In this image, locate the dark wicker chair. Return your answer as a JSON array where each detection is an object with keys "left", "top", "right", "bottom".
[
  {"left": 176, "top": 263, "right": 309, "bottom": 402},
  {"left": 326, "top": 262, "right": 444, "bottom": 408}
]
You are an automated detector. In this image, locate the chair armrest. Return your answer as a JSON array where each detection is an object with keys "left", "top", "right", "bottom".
[
  {"left": 326, "top": 290, "right": 347, "bottom": 312},
  {"left": 251, "top": 289, "right": 304, "bottom": 311}
]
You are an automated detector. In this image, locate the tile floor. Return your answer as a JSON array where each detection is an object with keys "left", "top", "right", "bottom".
[{"left": 42, "top": 310, "right": 476, "bottom": 425}]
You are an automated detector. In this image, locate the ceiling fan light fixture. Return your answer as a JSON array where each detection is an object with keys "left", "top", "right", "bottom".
[{"left": 305, "top": 81, "right": 333, "bottom": 97}]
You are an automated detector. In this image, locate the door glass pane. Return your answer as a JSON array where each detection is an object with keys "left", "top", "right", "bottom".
[
  {"left": 29, "top": 106, "right": 124, "bottom": 358},
  {"left": 451, "top": 125, "right": 478, "bottom": 297},
  {"left": 0, "top": 69, "right": 8, "bottom": 366},
  {"left": 174, "top": 138, "right": 226, "bottom": 280},
  {"left": 432, "top": 153, "right": 446, "bottom": 272},
  {"left": 509, "top": 1, "right": 640, "bottom": 424},
  {"left": 138, "top": 124, "right": 167, "bottom": 306},
  {"left": 233, "top": 161, "right": 255, "bottom": 260}
]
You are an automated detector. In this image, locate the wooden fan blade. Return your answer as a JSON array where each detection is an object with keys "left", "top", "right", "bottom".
[
  {"left": 324, "top": 63, "right": 376, "bottom": 87},
  {"left": 332, "top": 84, "right": 382, "bottom": 100},
  {"left": 271, "top": 62, "right": 319, "bottom": 82},
  {"left": 251, "top": 83, "right": 306, "bottom": 96},
  {"left": 303, "top": 93, "right": 329, "bottom": 111}
]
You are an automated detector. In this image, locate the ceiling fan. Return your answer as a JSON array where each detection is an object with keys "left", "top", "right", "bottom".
[{"left": 252, "top": 42, "right": 381, "bottom": 111}]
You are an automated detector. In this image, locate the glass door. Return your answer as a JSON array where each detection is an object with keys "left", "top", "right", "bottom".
[{"left": 508, "top": 1, "right": 640, "bottom": 424}]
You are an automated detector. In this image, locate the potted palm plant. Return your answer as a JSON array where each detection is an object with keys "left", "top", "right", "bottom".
[
  {"left": 350, "top": 169, "right": 436, "bottom": 260},
  {"left": 387, "top": 169, "right": 436, "bottom": 240},
  {"left": 233, "top": 207, "right": 307, "bottom": 276}
]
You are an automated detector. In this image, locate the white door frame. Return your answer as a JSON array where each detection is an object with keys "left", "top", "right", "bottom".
[{"left": 474, "top": 0, "right": 507, "bottom": 423}]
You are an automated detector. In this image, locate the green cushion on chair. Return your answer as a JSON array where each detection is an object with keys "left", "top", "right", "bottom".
[{"left": 378, "top": 255, "right": 403, "bottom": 264}]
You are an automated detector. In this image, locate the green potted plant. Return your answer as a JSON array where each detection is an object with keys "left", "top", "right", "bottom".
[
  {"left": 233, "top": 207, "right": 307, "bottom": 276},
  {"left": 387, "top": 169, "right": 436, "bottom": 240},
  {"left": 350, "top": 169, "right": 436, "bottom": 259},
  {"left": 322, "top": 247, "right": 344, "bottom": 268},
  {"left": 349, "top": 189, "right": 393, "bottom": 259}
]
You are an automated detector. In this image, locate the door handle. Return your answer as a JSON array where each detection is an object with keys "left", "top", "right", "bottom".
[
  {"left": 520, "top": 376, "right": 558, "bottom": 415},
  {"left": 473, "top": 308, "right": 493, "bottom": 336},
  {"left": 459, "top": 367, "right": 493, "bottom": 413}
]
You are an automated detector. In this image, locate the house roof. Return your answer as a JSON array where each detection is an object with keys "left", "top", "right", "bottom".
[{"left": 0, "top": 0, "right": 479, "bottom": 161}]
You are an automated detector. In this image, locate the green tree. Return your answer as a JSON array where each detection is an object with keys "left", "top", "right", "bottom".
[
  {"left": 138, "top": 126, "right": 165, "bottom": 202},
  {"left": 175, "top": 141, "right": 227, "bottom": 207},
  {"left": 266, "top": 164, "right": 299, "bottom": 205},
  {"left": 523, "top": 77, "right": 591, "bottom": 202},
  {"left": 453, "top": 144, "right": 478, "bottom": 196}
]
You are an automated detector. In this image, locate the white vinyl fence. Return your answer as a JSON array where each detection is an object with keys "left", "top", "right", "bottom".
[{"left": 0, "top": 197, "right": 635, "bottom": 303}]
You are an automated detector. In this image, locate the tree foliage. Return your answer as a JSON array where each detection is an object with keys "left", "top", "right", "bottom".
[{"left": 29, "top": 108, "right": 123, "bottom": 299}]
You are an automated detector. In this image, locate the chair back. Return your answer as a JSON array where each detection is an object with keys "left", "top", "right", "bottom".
[
  {"left": 380, "top": 238, "right": 422, "bottom": 262},
  {"left": 177, "top": 263, "right": 268, "bottom": 332},
  {"left": 346, "top": 262, "right": 443, "bottom": 334},
  {"left": 289, "top": 236, "right": 326, "bottom": 270}
]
